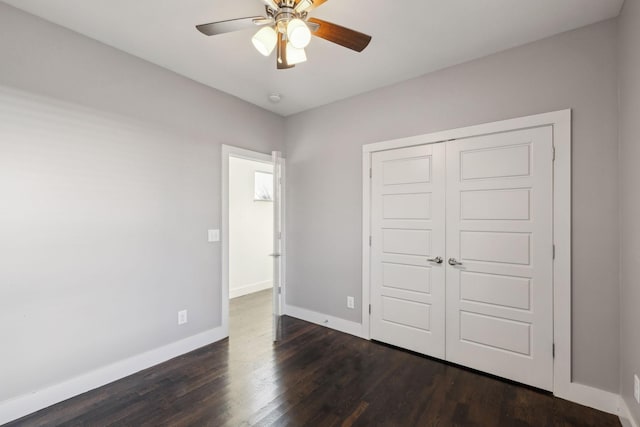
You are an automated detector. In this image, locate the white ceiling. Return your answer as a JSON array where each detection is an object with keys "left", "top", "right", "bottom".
[{"left": 2, "top": 0, "right": 624, "bottom": 116}]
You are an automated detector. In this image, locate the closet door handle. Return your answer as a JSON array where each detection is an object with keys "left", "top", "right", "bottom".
[
  {"left": 448, "top": 258, "right": 463, "bottom": 266},
  {"left": 427, "top": 256, "right": 443, "bottom": 264}
]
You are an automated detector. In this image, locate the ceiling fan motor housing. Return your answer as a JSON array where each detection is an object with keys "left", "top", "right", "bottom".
[{"left": 279, "top": 0, "right": 296, "bottom": 8}]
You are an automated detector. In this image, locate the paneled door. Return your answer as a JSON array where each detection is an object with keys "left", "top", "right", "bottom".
[
  {"left": 445, "top": 127, "right": 554, "bottom": 390},
  {"left": 370, "top": 143, "right": 446, "bottom": 358}
]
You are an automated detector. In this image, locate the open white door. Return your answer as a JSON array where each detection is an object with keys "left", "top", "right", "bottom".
[{"left": 271, "top": 151, "right": 283, "bottom": 341}]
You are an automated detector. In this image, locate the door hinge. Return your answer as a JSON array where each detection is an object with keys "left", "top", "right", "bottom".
[
  {"left": 369, "top": 236, "right": 372, "bottom": 246},
  {"left": 552, "top": 244, "right": 556, "bottom": 259},
  {"left": 552, "top": 343, "right": 555, "bottom": 358},
  {"left": 278, "top": 231, "right": 282, "bottom": 239},
  {"left": 369, "top": 304, "right": 371, "bottom": 315},
  {"left": 278, "top": 286, "right": 282, "bottom": 295},
  {"left": 552, "top": 146, "right": 556, "bottom": 161},
  {"left": 369, "top": 167, "right": 372, "bottom": 179}
]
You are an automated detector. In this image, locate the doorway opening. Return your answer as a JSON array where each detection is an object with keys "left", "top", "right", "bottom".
[
  {"left": 229, "top": 156, "right": 273, "bottom": 338},
  {"left": 222, "top": 145, "right": 284, "bottom": 342}
]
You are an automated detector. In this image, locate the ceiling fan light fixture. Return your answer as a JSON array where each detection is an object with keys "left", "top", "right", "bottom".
[
  {"left": 287, "top": 18, "right": 311, "bottom": 49},
  {"left": 252, "top": 26, "right": 278, "bottom": 56},
  {"left": 197, "top": 0, "right": 372, "bottom": 70},
  {"left": 286, "top": 42, "right": 307, "bottom": 65},
  {"left": 294, "top": 0, "right": 314, "bottom": 12}
]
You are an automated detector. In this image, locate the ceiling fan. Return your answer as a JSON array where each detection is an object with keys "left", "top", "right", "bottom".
[{"left": 196, "top": 0, "right": 372, "bottom": 69}]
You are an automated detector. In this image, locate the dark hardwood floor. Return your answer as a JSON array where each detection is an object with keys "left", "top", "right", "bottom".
[{"left": 6, "top": 289, "right": 620, "bottom": 426}]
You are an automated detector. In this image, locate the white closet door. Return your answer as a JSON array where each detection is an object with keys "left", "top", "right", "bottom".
[
  {"left": 445, "top": 127, "right": 554, "bottom": 390},
  {"left": 370, "top": 144, "right": 446, "bottom": 358}
]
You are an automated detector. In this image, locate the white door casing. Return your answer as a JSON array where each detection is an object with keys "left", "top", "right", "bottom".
[
  {"left": 363, "top": 111, "right": 596, "bottom": 409},
  {"left": 445, "top": 127, "right": 554, "bottom": 391},
  {"left": 221, "top": 145, "right": 285, "bottom": 343},
  {"left": 370, "top": 144, "right": 446, "bottom": 358}
]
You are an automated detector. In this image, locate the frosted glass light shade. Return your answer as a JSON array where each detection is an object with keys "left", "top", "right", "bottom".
[
  {"left": 286, "top": 43, "right": 307, "bottom": 65},
  {"left": 286, "top": 18, "right": 311, "bottom": 49},
  {"left": 252, "top": 26, "right": 277, "bottom": 56}
]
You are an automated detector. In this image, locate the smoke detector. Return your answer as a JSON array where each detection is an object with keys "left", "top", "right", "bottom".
[{"left": 268, "top": 93, "right": 282, "bottom": 103}]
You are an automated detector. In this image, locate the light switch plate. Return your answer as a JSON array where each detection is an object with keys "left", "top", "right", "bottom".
[
  {"left": 634, "top": 374, "right": 639, "bottom": 404},
  {"left": 208, "top": 229, "right": 220, "bottom": 242}
]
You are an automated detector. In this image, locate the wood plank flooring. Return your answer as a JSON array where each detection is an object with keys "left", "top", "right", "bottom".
[{"left": 6, "top": 290, "right": 621, "bottom": 426}]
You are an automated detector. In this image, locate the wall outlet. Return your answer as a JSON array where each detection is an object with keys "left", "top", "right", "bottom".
[
  {"left": 634, "top": 374, "right": 639, "bottom": 404},
  {"left": 178, "top": 309, "right": 188, "bottom": 325},
  {"left": 208, "top": 229, "right": 220, "bottom": 242},
  {"left": 347, "top": 296, "right": 355, "bottom": 309}
]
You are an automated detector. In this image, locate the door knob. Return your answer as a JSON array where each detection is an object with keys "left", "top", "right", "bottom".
[
  {"left": 448, "top": 258, "right": 463, "bottom": 266},
  {"left": 427, "top": 256, "right": 443, "bottom": 264}
]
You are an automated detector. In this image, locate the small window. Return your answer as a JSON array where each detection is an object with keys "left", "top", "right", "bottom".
[{"left": 254, "top": 171, "right": 273, "bottom": 201}]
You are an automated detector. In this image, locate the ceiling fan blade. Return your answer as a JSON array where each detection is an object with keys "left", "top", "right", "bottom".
[
  {"left": 307, "top": 18, "right": 372, "bottom": 52},
  {"left": 295, "top": 0, "right": 329, "bottom": 13},
  {"left": 262, "top": 0, "right": 280, "bottom": 10},
  {"left": 253, "top": 17, "right": 275, "bottom": 25},
  {"left": 196, "top": 16, "right": 270, "bottom": 36},
  {"left": 277, "top": 35, "right": 295, "bottom": 69}
]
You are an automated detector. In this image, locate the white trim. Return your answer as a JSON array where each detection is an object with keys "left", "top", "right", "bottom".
[
  {"left": 221, "top": 145, "right": 286, "bottom": 336},
  {"left": 362, "top": 110, "right": 571, "bottom": 154},
  {"left": 549, "top": 111, "right": 574, "bottom": 400},
  {"left": 230, "top": 280, "right": 273, "bottom": 299},
  {"left": 362, "top": 110, "right": 581, "bottom": 402},
  {"left": 279, "top": 158, "right": 287, "bottom": 316},
  {"left": 361, "top": 151, "right": 372, "bottom": 339},
  {"left": 555, "top": 381, "right": 621, "bottom": 414},
  {"left": 0, "top": 327, "right": 226, "bottom": 425},
  {"left": 619, "top": 396, "right": 640, "bottom": 427},
  {"left": 284, "top": 304, "right": 366, "bottom": 339}
]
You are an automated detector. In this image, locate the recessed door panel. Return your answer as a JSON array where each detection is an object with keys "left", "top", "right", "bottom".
[
  {"left": 383, "top": 262, "right": 431, "bottom": 294},
  {"left": 383, "top": 229, "right": 431, "bottom": 256},
  {"left": 460, "top": 231, "right": 531, "bottom": 265},
  {"left": 383, "top": 193, "right": 431, "bottom": 219},
  {"left": 460, "top": 311, "right": 531, "bottom": 355},
  {"left": 461, "top": 189, "right": 530, "bottom": 220},
  {"left": 382, "top": 297, "right": 431, "bottom": 331},
  {"left": 461, "top": 144, "right": 530, "bottom": 180},
  {"left": 460, "top": 271, "right": 530, "bottom": 310},
  {"left": 383, "top": 156, "right": 431, "bottom": 185}
]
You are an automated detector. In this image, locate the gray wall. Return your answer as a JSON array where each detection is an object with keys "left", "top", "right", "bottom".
[
  {"left": 0, "top": 3, "right": 283, "bottom": 402},
  {"left": 284, "top": 20, "right": 620, "bottom": 392},
  {"left": 618, "top": 0, "right": 640, "bottom": 423}
]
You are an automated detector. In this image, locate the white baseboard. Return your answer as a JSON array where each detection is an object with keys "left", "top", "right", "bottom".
[
  {"left": 284, "top": 304, "right": 365, "bottom": 339},
  {"left": 555, "top": 381, "right": 620, "bottom": 415},
  {"left": 619, "top": 396, "right": 640, "bottom": 427},
  {"left": 230, "top": 280, "right": 272, "bottom": 299},
  {"left": 0, "top": 326, "right": 227, "bottom": 425}
]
